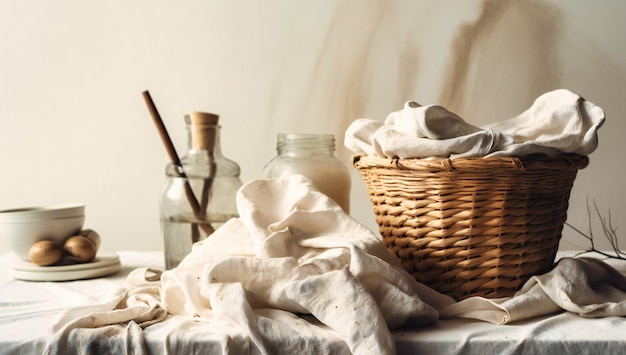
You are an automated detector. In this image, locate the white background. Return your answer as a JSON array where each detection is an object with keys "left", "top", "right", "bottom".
[{"left": 1, "top": 0, "right": 624, "bottom": 254}]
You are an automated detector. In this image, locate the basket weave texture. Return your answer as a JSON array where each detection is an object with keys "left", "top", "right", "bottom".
[{"left": 353, "top": 154, "right": 588, "bottom": 301}]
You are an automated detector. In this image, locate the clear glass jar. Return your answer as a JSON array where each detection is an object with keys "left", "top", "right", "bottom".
[
  {"left": 160, "top": 112, "right": 242, "bottom": 269},
  {"left": 263, "top": 133, "right": 351, "bottom": 213}
]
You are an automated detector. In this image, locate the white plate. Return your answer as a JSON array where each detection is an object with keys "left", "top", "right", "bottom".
[{"left": 10, "top": 252, "right": 121, "bottom": 281}]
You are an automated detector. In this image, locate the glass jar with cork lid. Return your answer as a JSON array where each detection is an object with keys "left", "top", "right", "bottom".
[{"left": 159, "top": 112, "right": 242, "bottom": 269}]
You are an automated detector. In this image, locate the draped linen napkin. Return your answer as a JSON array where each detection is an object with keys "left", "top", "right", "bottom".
[
  {"left": 44, "top": 175, "right": 449, "bottom": 355},
  {"left": 439, "top": 257, "right": 626, "bottom": 324},
  {"left": 345, "top": 89, "right": 605, "bottom": 159},
  {"left": 44, "top": 268, "right": 167, "bottom": 355}
]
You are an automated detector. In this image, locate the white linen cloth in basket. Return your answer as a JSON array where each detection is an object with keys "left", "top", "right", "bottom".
[{"left": 345, "top": 89, "right": 605, "bottom": 159}]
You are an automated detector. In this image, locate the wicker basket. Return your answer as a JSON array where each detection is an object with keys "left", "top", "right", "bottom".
[{"left": 353, "top": 153, "right": 588, "bottom": 301}]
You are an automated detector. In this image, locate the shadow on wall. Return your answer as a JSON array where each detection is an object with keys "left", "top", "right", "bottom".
[
  {"left": 301, "top": 0, "right": 391, "bottom": 144},
  {"left": 439, "top": 0, "right": 563, "bottom": 124}
]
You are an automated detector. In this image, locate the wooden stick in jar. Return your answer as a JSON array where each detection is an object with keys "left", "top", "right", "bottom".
[{"left": 142, "top": 90, "right": 215, "bottom": 237}]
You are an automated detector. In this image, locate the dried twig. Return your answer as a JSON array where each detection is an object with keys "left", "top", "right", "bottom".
[{"left": 564, "top": 197, "right": 625, "bottom": 260}]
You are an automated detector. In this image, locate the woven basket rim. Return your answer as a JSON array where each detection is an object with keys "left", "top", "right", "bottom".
[{"left": 353, "top": 153, "right": 589, "bottom": 172}]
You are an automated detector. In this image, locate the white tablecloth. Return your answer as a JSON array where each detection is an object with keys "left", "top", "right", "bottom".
[{"left": 1, "top": 251, "right": 625, "bottom": 354}]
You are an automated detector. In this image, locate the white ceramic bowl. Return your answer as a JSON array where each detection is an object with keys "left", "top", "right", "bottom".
[{"left": 0, "top": 204, "right": 85, "bottom": 260}]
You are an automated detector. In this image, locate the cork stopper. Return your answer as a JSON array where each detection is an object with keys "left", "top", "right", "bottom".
[
  {"left": 185, "top": 111, "right": 220, "bottom": 151},
  {"left": 188, "top": 111, "right": 219, "bottom": 126}
]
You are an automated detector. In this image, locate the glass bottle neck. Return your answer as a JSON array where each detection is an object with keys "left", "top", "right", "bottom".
[
  {"left": 187, "top": 124, "right": 223, "bottom": 156},
  {"left": 165, "top": 124, "right": 222, "bottom": 177},
  {"left": 165, "top": 112, "right": 241, "bottom": 178},
  {"left": 276, "top": 133, "right": 336, "bottom": 157}
]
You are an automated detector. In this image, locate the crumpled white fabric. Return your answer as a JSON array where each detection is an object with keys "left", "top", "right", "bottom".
[
  {"left": 439, "top": 257, "right": 626, "bottom": 324},
  {"left": 42, "top": 176, "right": 626, "bottom": 354},
  {"left": 44, "top": 175, "right": 449, "bottom": 355},
  {"left": 345, "top": 89, "right": 605, "bottom": 159},
  {"left": 160, "top": 175, "right": 446, "bottom": 354}
]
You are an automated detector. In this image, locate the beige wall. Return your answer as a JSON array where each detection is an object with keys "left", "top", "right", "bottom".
[{"left": 1, "top": 0, "right": 624, "bottom": 254}]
